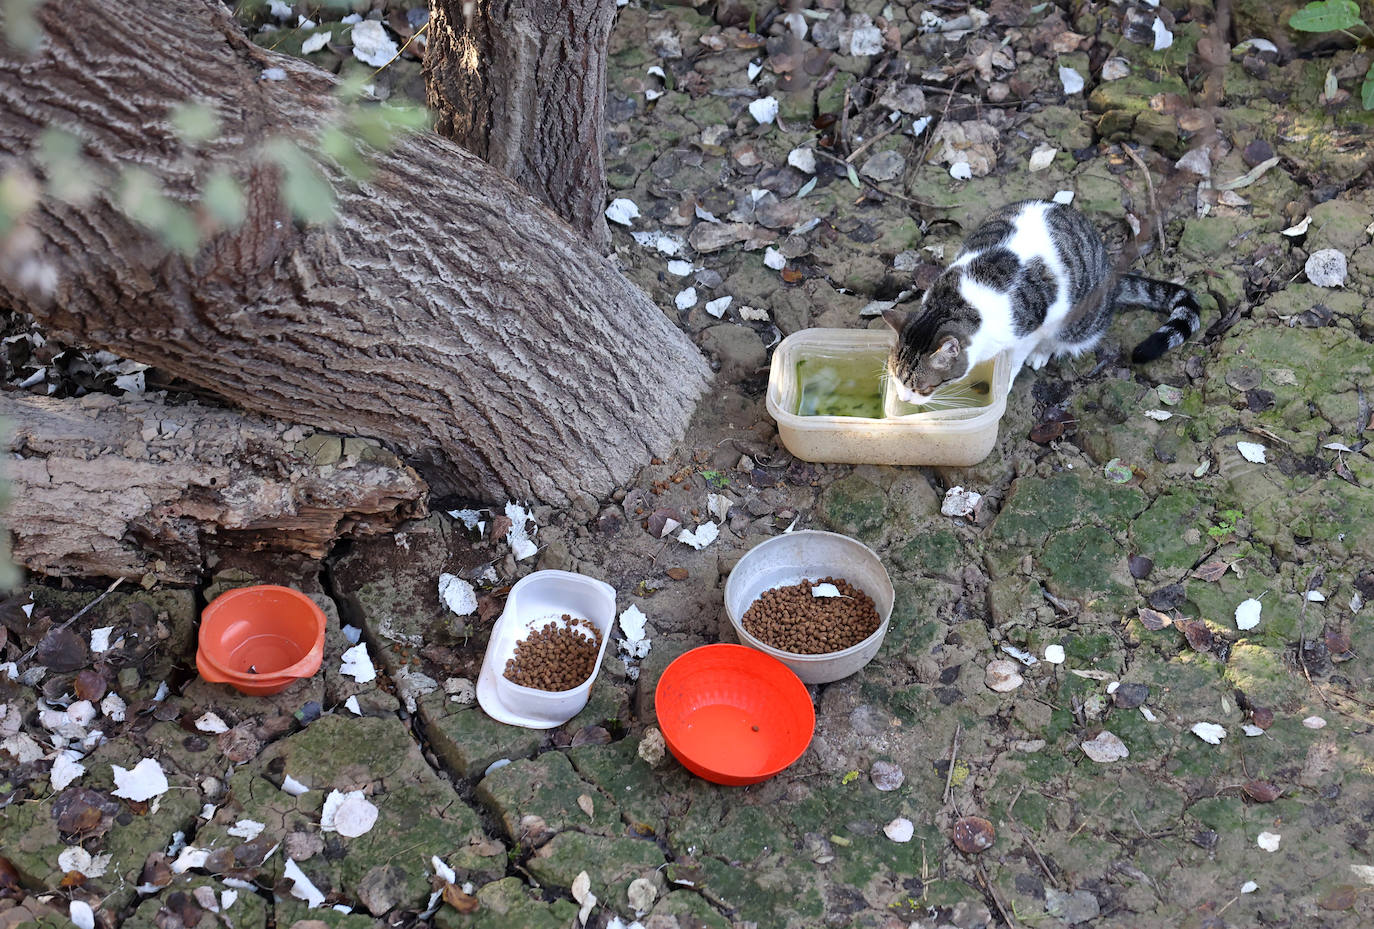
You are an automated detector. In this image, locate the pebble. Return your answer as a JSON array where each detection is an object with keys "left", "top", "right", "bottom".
[{"left": 870, "top": 761, "right": 905, "bottom": 791}]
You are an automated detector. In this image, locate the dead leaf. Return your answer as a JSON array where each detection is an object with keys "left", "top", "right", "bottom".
[
  {"left": 1318, "top": 886, "right": 1359, "bottom": 911},
  {"left": 666, "top": 567, "right": 689, "bottom": 581},
  {"left": 951, "top": 816, "right": 995, "bottom": 854},
  {"left": 53, "top": 787, "right": 117, "bottom": 837},
  {"left": 577, "top": 794, "right": 595, "bottom": 819},
  {"left": 1242, "top": 780, "right": 1282, "bottom": 803},
  {"left": 1249, "top": 705, "right": 1274, "bottom": 730},
  {"left": 59, "top": 871, "right": 86, "bottom": 888},
  {"left": 1192, "top": 561, "right": 1230, "bottom": 582},
  {"left": 73, "top": 670, "right": 107, "bottom": 703},
  {"left": 442, "top": 883, "right": 480, "bottom": 913},
  {"left": 781, "top": 267, "right": 804, "bottom": 284},
  {"left": 1028, "top": 419, "right": 1064, "bottom": 444},
  {"left": 1325, "top": 628, "right": 1353, "bottom": 659},
  {"left": 140, "top": 852, "right": 173, "bottom": 890},
  {"left": 1180, "top": 619, "right": 1214, "bottom": 653},
  {"left": 1138, "top": 608, "right": 1173, "bottom": 631},
  {"left": 0, "top": 855, "right": 21, "bottom": 897}
]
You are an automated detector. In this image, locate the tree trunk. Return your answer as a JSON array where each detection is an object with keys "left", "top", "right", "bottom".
[
  {"left": 0, "top": 0, "right": 709, "bottom": 506},
  {"left": 426, "top": 0, "right": 616, "bottom": 253},
  {"left": 1, "top": 393, "right": 428, "bottom": 583}
]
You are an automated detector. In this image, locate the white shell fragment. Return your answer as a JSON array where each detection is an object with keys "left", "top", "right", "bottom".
[
  {"left": 1052, "top": 190, "right": 1075, "bottom": 204},
  {"left": 350, "top": 20, "right": 398, "bottom": 67},
  {"left": 1306, "top": 590, "right": 1326, "bottom": 602},
  {"left": 301, "top": 31, "right": 330, "bottom": 55},
  {"left": 1081, "top": 731, "right": 1130, "bottom": 763},
  {"left": 227, "top": 819, "right": 266, "bottom": 840},
  {"left": 282, "top": 774, "right": 310, "bottom": 796},
  {"left": 438, "top": 573, "right": 478, "bottom": 616},
  {"left": 90, "top": 627, "right": 114, "bottom": 653},
  {"left": 1281, "top": 215, "right": 1312, "bottom": 236},
  {"left": 1043, "top": 644, "right": 1066, "bottom": 664},
  {"left": 605, "top": 198, "right": 640, "bottom": 227},
  {"left": 285, "top": 858, "right": 325, "bottom": 908},
  {"left": 1235, "top": 598, "right": 1262, "bottom": 631},
  {"left": 1305, "top": 248, "right": 1348, "bottom": 287},
  {"left": 1303, "top": 715, "right": 1327, "bottom": 729},
  {"left": 1191, "top": 722, "right": 1227, "bottom": 745},
  {"left": 748, "top": 96, "right": 779, "bottom": 124},
  {"left": 111, "top": 758, "right": 170, "bottom": 801},
  {"left": 677, "top": 522, "right": 719, "bottom": 550},
  {"left": 618, "top": 605, "right": 651, "bottom": 661},
  {"left": 674, "top": 287, "right": 698, "bottom": 310},
  {"left": 339, "top": 643, "right": 376, "bottom": 683},
  {"left": 811, "top": 583, "right": 842, "bottom": 598},
  {"left": 1058, "top": 66, "right": 1084, "bottom": 94},
  {"left": 320, "top": 789, "right": 379, "bottom": 838},
  {"left": 1152, "top": 16, "right": 1173, "bottom": 50},
  {"left": 1236, "top": 441, "right": 1267, "bottom": 463},
  {"left": 70, "top": 901, "right": 96, "bottom": 929},
  {"left": 1242, "top": 724, "right": 1265, "bottom": 736},
  {"left": 949, "top": 160, "right": 973, "bottom": 180},
  {"left": 704, "top": 296, "right": 732, "bottom": 318},
  {"left": 884, "top": 817, "right": 915, "bottom": 843},
  {"left": 985, "top": 659, "right": 1024, "bottom": 693},
  {"left": 941, "top": 486, "right": 982, "bottom": 518},
  {"left": 504, "top": 502, "right": 538, "bottom": 560},
  {"left": 1257, "top": 831, "right": 1281, "bottom": 852},
  {"left": 788, "top": 147, "right": 817, "bottom": 173},
  {"left": 194, "top": 712, "right": 230, "bottom": 734}
]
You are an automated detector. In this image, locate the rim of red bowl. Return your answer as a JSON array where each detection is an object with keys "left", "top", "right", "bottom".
[
  {"left": 655, "top": 644, "right": 815, "bottom": 785},
  {"left": 198, "top": 585, "right": 326, "bottom": 681}
]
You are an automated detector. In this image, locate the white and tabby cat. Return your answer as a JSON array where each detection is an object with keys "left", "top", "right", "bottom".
[{"left": 884, "top": 200, "right": 1201, "bottom": 405}]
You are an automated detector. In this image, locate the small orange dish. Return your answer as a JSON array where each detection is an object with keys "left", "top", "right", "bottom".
[
  {"left": 654, "top": 644, "right": 815, "bottom": 785},
  {"left": 196, "top": 585, "right": 326, "bottom": 695}
]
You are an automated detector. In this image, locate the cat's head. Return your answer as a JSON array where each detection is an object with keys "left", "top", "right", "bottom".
[{"left": 883, "top": 276, "right": 974, "bottom": 404}]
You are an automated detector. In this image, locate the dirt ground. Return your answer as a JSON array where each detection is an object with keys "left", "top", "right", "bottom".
[{"left": 3, "top": 2, "right": 1374, "bottom": 928}]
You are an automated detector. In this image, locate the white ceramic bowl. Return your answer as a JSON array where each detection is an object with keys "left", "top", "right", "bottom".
[
  {"left": 724, "top": 530, "right": 895, "bottom": 684},
  {"left": 477, "top": 570, "right": 616, "bottom": 728}
]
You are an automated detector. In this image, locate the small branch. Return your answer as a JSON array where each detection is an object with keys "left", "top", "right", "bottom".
[
  {"left": 17, "top": 576, "right": 125, "bottom": 666},
  {"left": 942, "top": 723, "right": 961, "bottom": 805}
]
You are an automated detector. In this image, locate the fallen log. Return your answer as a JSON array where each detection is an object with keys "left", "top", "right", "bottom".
[{"left": 2, "top": 392, "right": 428, "bottom": 582}]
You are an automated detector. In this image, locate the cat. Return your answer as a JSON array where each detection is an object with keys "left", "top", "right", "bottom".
[{"left": 883, "top": 200, "right": 1201, "bottom": 405}]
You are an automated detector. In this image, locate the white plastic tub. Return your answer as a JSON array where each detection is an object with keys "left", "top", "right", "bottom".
[
  {"left": 724, "top": 530, "right": 895, "bottom": 684},
  {"left": 476, "top": 570, "right": 616, "bottom": 729},
  {"left": 765, "top": 329, "right": 1011, "bottom": 466}
]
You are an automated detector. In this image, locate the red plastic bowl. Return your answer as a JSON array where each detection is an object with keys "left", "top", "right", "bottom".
[
  {"left": 196, "top": 586, "right": 326, "bottom": 695},
  {"left": 655, "top": 644, "right": 815, "bottom": 785}
]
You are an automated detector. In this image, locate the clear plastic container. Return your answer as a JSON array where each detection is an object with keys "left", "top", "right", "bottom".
[
  {"left": 766, "top": 329, "right": 1011, "bottom": 467},
  {"left": 476, "top": 570, "right": 616, "bottom": 729},
  {"left": 724, "top": 530, "right": 895, "bottom": 684}
]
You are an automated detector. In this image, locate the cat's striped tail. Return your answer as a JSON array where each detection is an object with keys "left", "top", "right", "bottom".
[{"left": 1112, "top": 273, "right": 1203, "bottom": 363}]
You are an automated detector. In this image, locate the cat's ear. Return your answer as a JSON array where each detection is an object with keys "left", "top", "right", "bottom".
[
  {"left": 929, "top": 336, "right": 961, "bottom": 370},
  {"left": 881, "top": 308, "right": 907, "bottom": 332}
]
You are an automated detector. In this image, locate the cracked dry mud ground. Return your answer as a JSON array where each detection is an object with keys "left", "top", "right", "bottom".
[{"left": 4, "top": 1, "right": 1374, "bottom": 928}]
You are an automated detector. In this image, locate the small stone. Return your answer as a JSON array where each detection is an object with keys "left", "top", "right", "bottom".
[
  {"left": 952, "top": 816, "right": 995, "bottom": 853},
  {"left": 1112, "top": 682, "right": 1150, "bottom": 709},
  {"left": 884, "top": 817, "right": 915, "bottom": 843},
  {"left": 1305, "top": 248, "right": 1347, "bottom": 288},
  {"left": 1046, "top": 887, "right": 1101, "bottom": 924},
  {"left": 1128, "top": 555, "right": 1154, "bottom": 579},
  {"left": 985, "top": 659, "right": 1023, "bottom": 693}
]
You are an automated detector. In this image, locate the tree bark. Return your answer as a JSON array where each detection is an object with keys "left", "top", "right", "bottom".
[
  {"left": 1, "top": 393, "right": 428, "bottom": 583},
  {"left": 426, "top": 0, "right": 616, "bottom": 252},
  {"left": 0, "top": 0, "right": 709, "bottom": 506}
]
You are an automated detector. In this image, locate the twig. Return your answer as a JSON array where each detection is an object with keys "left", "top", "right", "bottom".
[
  {"left": 17, "top": 576, "right": 126, "bottom": 666},
  {"left": 942, "top": 723, "right": 961, "bottom": 805},
  {"left": 1123, "top": 144, "right": 1165, "bottom": 254},
  {"left": 977, "top": 862, "right": 1019, "bottom": 929},
  {"left": 845, "top": 119, "right": 904, "bottom": 163},
  {"left": 1068, "top": 789, "right": 1118, "bottom": 840},
  {"left": 916, "top": 78, "right": 961, "bottom": 172}
]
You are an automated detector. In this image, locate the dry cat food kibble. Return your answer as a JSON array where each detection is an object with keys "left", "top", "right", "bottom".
[
  {"left": 503, "top": 614, "right": 603, "bottom": 691},
  {"left": 742, "top": 577, "right": 880, "bottom": 654}
]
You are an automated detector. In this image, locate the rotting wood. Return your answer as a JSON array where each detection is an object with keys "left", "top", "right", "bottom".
[{"left": 1, "top": 393, "right": 428, "bottom": 582}]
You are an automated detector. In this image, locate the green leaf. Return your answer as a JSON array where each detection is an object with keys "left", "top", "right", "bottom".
[
  {"left": 170, "top": 103, "right": 220, "bottom": 144},
  {"left": 1288, "top": 0, "right": 1363, "bottom": 33},
  {"left": 116, "top": 167, "right": 200, "bottom": 256},
  {"left": 202, "top": 170, "right": 246, "bottom": 229},
  {"left": 796, "top": 177, "right": 817, "bottom": 198},
  {"left": 1363, "top": 63, "right": 1374, "bottom": 109},
  {"left": 846, "top": 163, "right": 861, "bottom": 188},
  {"left": 264, "top": 140, "right": 335, "bottom": 225}
]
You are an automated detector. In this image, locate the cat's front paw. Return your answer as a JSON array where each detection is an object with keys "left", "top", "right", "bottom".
[{"left": 1028, "top": 351, "right": 1051, "bottom": 370}]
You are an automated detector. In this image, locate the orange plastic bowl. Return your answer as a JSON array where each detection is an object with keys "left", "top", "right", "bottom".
[
  {"left": 655, "top": 644, "right": 815, "bottom": 785},
  {"left": 196, "top": 586, "right": 326, "bottom": 695}
]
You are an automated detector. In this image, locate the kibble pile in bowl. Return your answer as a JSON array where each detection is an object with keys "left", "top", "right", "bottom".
[
  {"left": 741, "top": 577, "right": 880, "bottom": 654},
  {"left": 503, "top": 615, "right": 603, "bottom": 691}
]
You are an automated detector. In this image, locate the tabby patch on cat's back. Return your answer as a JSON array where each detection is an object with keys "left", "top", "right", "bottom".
[{"left": 885, "top": 200, "right": 1202, "bottom": 406}]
